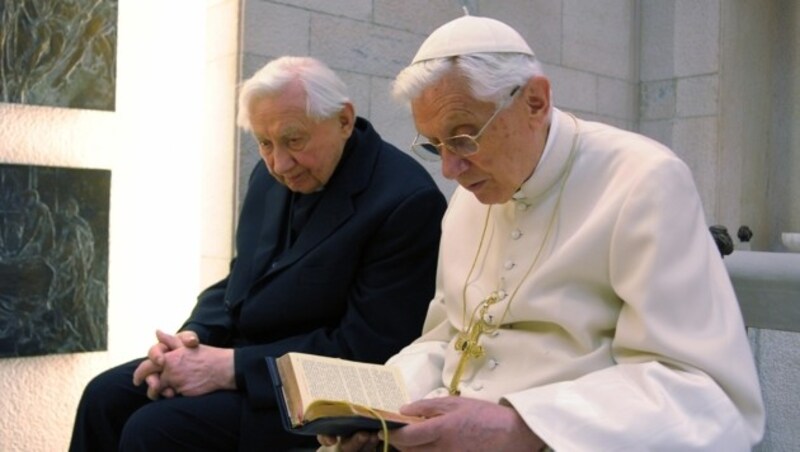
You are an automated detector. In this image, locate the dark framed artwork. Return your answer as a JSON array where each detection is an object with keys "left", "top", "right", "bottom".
[
  {"left": 0, "top": 163, "right": 111, "bottom": 358},
  {"left": 0, "top": 0, "right": 118, "bottom": 111}
]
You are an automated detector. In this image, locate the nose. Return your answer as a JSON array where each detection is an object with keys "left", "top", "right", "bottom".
[
  {"left": 440, "top": 148, "right": 470, "bottom": 180},
  {"left": 266, "top": 147, "right": 295, "bottom": 175}
]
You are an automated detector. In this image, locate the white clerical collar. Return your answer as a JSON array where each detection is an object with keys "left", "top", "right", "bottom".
[{"left": 512, "top": 108, "right": 562, "bottom": 201}]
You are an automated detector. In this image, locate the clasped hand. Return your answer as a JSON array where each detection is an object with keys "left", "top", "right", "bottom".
[
  {"left": 318, "top": 396, "right": 545, "bottom": 451},
  {"left": 132, "top": 330, "right": 235, "bottom": 400}
]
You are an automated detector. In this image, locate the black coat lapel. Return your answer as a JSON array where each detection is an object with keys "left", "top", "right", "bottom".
[
  {"left": 226, "top": 169, "right": 291, "bottom": 309},
  {"left": 262, "top": 118, "right": 379, "bottom": 275}
]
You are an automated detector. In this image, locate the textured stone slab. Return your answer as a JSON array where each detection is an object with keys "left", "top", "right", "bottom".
[
  {"left": 562, "top": 0, "right": 634, "bottom": 80},
  {"left": 726, "top": 251, "right": 800, "bottom": 332},
  {"left": 310, "top": 15, "right": 421, "bottom": 78},
  {"left": 543, "top": 64, "right": 597, "bottom": 112},
  {"left": 479, "top": 0, "right": 563, "bottom": 65},
  {"left": 640, "top": 80, "right": 676, "bottom": 120},
  {"left": 374, "top": 0, "right": 462, "bottom": 35},
  {"left": 243, "top": 1, "right": 311, "bottom": 57},
  {"left": 677, "top": 75, "right": 718, "bottom": 118}
]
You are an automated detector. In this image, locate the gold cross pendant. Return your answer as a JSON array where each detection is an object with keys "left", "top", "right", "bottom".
[
  {"left": 449, "top": 292, "right": 500, "bottom": 395},
  {"left": 450, "top": 321, "right": 488, "bottom": 395}
]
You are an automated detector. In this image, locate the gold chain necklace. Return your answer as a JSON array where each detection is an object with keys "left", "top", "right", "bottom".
[{"left": 449, "top": 114, "right": 580, "bottom": 396}]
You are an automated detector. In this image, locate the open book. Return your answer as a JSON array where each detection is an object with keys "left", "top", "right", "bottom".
[{"left": 266, "top": 352, "right": 423, "bottom": 436}]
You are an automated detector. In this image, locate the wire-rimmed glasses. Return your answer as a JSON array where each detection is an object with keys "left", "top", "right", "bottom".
[{"left": 410, "top": 86, "right": 520, "bottom": 161}]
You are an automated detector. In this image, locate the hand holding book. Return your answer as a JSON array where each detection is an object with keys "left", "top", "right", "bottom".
[
  {"left": 267, "top": 352, "right": 423, "bottom": 437},
  {"left": 322, "top": 396, "right": 548, "bottom": 452}
]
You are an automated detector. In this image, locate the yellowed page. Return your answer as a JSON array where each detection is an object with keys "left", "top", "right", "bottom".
[
  {"left": 303, "top": 399, "right": 423, "bottom": 424},
  {"left": 286, "top": 352, "right": 411, "bottom": 414},
  {"left": 276, "top": 353, "right": 304, "bottom": 427}
]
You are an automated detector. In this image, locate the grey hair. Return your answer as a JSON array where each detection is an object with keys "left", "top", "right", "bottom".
[
  {"left": 237, "top": 56, "right": 351, "bottom": 131},
  {"left": 392, "top": 53, "right": 545, "bottom": 106}
]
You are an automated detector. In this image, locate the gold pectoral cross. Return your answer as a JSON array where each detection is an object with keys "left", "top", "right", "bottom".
[{"left": 449, "top": 292, "right": 501, "bottom": 395}]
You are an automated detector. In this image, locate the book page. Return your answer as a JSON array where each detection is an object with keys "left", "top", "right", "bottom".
[
  {"left": 275, "top": 355, "right": 304, "bottom": 427},
  {"left": 303, "top": 399, "right": 423, "bottom": 425},
  {"left": 288, "top": 353, "right": 410, "bottom": 413}
]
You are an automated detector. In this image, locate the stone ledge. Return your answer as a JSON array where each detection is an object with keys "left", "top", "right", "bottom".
[{"left": 725, "top": 251, "right": 800, "bottom": 333}]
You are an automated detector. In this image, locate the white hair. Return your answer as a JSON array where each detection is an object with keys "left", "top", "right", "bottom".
[
  {"left": 392, "top": 53, "right": 545, "bottom": 106},
  {"left": 237, "top": 56, "right": 351, "bottom": 131}
]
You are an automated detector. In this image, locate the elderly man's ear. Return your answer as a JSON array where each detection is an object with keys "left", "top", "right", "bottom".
[
  {"left": 338, "top": 102, "right": 356, "bottom": 138},
  {"left": 522, "top": 76, "right": 550, "bottom": 126}
]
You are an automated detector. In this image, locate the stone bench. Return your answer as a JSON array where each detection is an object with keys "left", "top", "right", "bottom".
[
  {"left": 725, "top": 250, "right": 800, "bottom": 332},
  {"left": 725, "top": 250, "right": 800, "bottom": 451}
]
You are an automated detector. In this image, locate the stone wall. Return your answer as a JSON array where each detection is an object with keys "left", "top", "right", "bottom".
[{"left": 236, "top": 0, "right": 641, "bottom": 205}]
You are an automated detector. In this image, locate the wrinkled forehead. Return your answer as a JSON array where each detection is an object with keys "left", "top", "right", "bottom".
[
  {"left": 248, "top": 97, "right": 317, "bottom": 139},
  {"left": 412, "top": 71, "right": 476, "bottom": 113},
  {"left": 411, "top": 75, "right": 495, "bottom": 138}
]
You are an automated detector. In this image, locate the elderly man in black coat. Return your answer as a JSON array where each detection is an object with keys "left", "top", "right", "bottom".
[{"left": 70, "top": 56, "right": 446, "bottom": 451}]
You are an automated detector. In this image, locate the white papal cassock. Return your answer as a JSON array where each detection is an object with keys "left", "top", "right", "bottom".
[{"left": 387, "top": 108, "right": 765, "bottom": 451}]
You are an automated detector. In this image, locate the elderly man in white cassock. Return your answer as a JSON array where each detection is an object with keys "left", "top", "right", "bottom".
[{"left": 321, "top": 14, "right": 765, "bottom": 452}]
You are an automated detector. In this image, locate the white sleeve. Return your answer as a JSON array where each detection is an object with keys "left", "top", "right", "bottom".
[
  {"left": 386, "top": 340, "right": 447, "bottom": 401},
  {"left": 504, "top": 362, "right": 752, "bottom": 451},
  {"left": 506, "top": 157, "right": 763, "bottom": 451}
]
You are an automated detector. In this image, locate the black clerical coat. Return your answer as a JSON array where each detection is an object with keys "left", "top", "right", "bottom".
[{"left": 181, "top": 117, "right": 446, "bottom": 446}]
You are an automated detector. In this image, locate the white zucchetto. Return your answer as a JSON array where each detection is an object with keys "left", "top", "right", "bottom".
[{"left": 411, "top": 15, "right": 535, "bottom": 64}]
